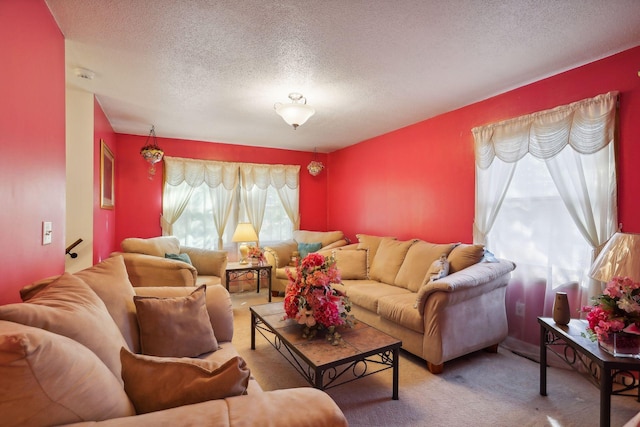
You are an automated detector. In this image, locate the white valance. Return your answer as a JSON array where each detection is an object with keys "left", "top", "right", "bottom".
[
  {"left": 164, "top": 156, "right": 239, "bottom": 189},
  {"left": 473, "top": 91, "right": 618, "bottom": 169}
]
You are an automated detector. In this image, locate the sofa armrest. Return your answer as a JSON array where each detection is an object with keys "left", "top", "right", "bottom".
[
  {"left": 115, "top": 252, "right": 198, "bottom": 287},
  {"left": 133, "top": 284, "right": 234, "bottom": 342},
  {"left": 263, "top": 240, "right": 297, "bottom": 268},
  {"left": 181, "top": 246, "right": 228, "bottom": 278},
  {"left": 415, "top": 259, "right": 516, "bottom": 315}
]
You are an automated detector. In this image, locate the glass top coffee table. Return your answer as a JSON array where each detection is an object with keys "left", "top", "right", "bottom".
[{"left": 250, "top": 301, "right": 401, "bottom": 400}]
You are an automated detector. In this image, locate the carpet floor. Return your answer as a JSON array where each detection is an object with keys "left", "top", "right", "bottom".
[{"left": 229, "top": 290, "right": 640, "bottom": 427}]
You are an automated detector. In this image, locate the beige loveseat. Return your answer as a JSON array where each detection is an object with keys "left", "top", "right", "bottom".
[
  {"left": 0, "top": 256, "right": 347, "bottom": 427},
  {"left": 264, "top": 230, "right": 348, "bottom": 294},
  {"left": 112, "top": 236, "right": 227, "bottom": 287},
  {"left": 331, "top": 234, "right": 516, "bottom": 374}
]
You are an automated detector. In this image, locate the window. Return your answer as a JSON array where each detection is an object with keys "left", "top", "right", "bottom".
[{"left": 162, "top": 157, "right": 299, "bottom": 254}]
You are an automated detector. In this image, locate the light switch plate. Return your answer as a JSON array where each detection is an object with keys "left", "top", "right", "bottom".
[{"left": 42, "top": 221, "right": 52, "bottom": 245}]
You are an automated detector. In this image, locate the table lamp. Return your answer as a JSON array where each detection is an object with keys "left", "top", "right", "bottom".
[
  {"left": 232, "top": 223, "right": 258, "bottom": 264},
  {"left": 589, "top": 232, "right": 640, "bottom": 282}
]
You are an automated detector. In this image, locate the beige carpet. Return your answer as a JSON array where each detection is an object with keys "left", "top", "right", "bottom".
[{"left": 229, "top": 290, "right": 640, "bottom": 427}]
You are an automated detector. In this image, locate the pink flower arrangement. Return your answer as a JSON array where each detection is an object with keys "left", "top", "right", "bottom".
[
  {"left": 284, "top": 253, "right": 353, "bottom": 335},
  {"left": 582, "top": 276, "right": 640, "bottom": 341},
  {"left": 247, "top": 245, "right": 265, "bottom": 262}
]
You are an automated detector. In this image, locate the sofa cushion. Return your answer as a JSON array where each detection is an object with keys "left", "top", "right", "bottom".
[
  {"left": 0, "top": 321, "right": 135, "bottom": 427},
  {"left": 0, "top": 272, "right": 129, "bottom": 384},
  {"left": 369, "top": 238, "right": 416, "bottom": 284},
  {"left": 377, "top": 294, "right": 425, "bottom": 333},
  {"left": 344, "top": 281, "right": 412, "bottom": 313},
  {"left": 182, "top": 246, "right": 227, "bottom": 276},
  {"left": 134, "top": 285, "right": 218, "bottom": 357},
  {"left": 265, "top": 239, "right": 298, "bottom": 268},
  {"left": 121, "top": 348, "right": 250, "bottom": 414},
  {"left": 121, "top": 236, "right": 181, "bottom": 257},
  {"left": 293, "top": 230, "right": 345, "bottom": 248},
  {"left": 356, "top": 234, "right": 396, "bottom": 267},
  {"left": 298, "top": 242, "right": 323, "bottom": 259},
  {"left": 73, "top": 255, "right": 140, "bottom": 353},
  {"left": 448, "top": 244, "right": 485, "bottom": 273},
  {"left": 333, "top": 249, "right": 368, "bottom": 280},
  {"left": 395, "top": 241, "right": 456, "bottom": 292}
]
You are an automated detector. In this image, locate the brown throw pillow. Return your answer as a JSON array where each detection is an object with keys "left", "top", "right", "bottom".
[
  {"left": 448, "top": 244, "right": 485, "bottom": 273},
  {"left": 0, "top": 321, "right": 135, "bottom": 426},
  {"left": 0, "top": 272, "right": 129, "bottom": 384},
  {"left": 120, "top": 348, "right": 250, "bottom": 414},
  {"left": 134, "top": 285, "right": 218, "bottom": 357}
]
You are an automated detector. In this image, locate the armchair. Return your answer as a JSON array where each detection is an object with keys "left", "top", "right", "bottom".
[{"left": 112, "top": 236, "right": 227, "bottom": 287}]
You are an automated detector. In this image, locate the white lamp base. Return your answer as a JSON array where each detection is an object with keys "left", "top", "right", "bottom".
[{"left": 238, "top": 243, "right": 249, "bottom": 264}]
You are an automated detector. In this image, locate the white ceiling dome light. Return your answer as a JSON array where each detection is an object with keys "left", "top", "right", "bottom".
[{"left": 274, "top": 93, "right": 315, "bottom": 130}]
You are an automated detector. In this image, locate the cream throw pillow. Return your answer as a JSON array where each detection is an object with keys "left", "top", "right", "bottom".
[
  {"left": 134, "top": 285, "right": 218, "bottom": 357},
  {"left": 0, "top": 321, "right": 135, "bottom": 427},
  {"left": 120, "top": 348, "right": 250, "bottom": 414},
  {"left": 0, "top": 272, "right": 129, "bottom": 384},
  {"left": 333, "top": 249, "right": 368, "bottom": 280}
]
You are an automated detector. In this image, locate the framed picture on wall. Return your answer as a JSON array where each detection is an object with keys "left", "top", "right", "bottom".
[{"left": 100, "top": 140, "right": 114, "bottom": 209}]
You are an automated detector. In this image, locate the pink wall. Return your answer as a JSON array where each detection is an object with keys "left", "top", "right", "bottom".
[
  {"left": 113, "top": 134, "right": 328, "bottom": 245},
  {"left": 327, "top": 46, "right": 640, "bottom": 244},
  {"left": 0, "top": 0, "right": 66, "bottom": 304},
  {"left": 93, "top": 99, "right": 117, "bottom": 262}
]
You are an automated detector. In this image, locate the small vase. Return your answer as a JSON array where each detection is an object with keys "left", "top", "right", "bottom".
[
  {"left": 552, "top": 292, "right": 571, "bottom": 325},
  {"left": 599, "top": 332, "right": 640, "bottom": 358}
]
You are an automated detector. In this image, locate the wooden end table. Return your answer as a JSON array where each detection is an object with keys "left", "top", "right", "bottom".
[
  {"left": 225, "top": 262, "right": 272, "bottom": 302},
  {"left": 539, "top": 316, "right": 640, "bottom": 427},
  {"left": 251, "top": 302, "right": 401, "bottom": 399}
]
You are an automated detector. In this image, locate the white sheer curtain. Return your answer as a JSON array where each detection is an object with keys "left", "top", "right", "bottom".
[
  {"left": 162, "top": 157, "right": 239, "bottom": 249},
  {"left": 472, "top": 91, "right": 618, "bottom": 357}
]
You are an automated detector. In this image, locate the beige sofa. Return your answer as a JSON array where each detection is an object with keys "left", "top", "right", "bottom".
[
  {"left": 112, "top": 236, "right": 227, "bottom": 287},
  {"left": 330, "top": 234, "right": 516, "bottom": 374},
  {"left": 0, "top": 256, "right": 347, "bottom": 427},
  {"left": 264, "top": 230, "right": 348, "bottom": 293}
]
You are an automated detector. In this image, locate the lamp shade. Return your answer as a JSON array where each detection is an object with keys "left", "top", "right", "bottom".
[
  {"left": 232, "top": 223, "right": 258, "bottom": 243},
  {"left": 275, "top": 103, "right": 315, "bottom": 129},
  {"left": 589, "top": 232, "right": 640, "bottom": 282}
]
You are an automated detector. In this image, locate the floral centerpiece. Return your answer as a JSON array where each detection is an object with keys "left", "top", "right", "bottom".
[
  {"left": 582, "top": 276, "right": 640, "bottom": 357},
  {"left": 247, "top": 245, "right": 265, "bottom": 264},
  {"left": 284, "top": 253, "right": 354, "bottom": 344}
]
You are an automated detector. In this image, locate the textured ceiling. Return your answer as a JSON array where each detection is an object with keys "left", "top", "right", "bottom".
[{"left": 45, "top": 0, "right": 640, "bottom": 153}]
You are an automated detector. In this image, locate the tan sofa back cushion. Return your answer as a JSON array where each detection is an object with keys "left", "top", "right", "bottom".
[
  {"left": 122, "top": 236, "right": 181, "bottom": 257},
  {"left": 293, "top": 230, "right": 345, "bottom": 248},
  {"left": 448, "top": 244, "right": 485, "bottom": 273},
  {"left": 369, "top": 238, "right": 416, "bottom": 284},
  {"left": 264, "top": 240, "right": 298, "bottom": 268},
  {"left": 395, "top": 241, "right": 457, "bottom": 292},
  {"left": 356, "top": 234, "right": 396, "bottom": 266}
]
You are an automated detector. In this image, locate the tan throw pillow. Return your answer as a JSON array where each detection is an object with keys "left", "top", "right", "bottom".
[
  {"left": 448, "top": 244, "right": 485, "bottom": 273},
  {"left": 333, "top": 249, "right": 368, "bottom": 280},
  {"left": 0, "top": 321, "right": 135, "bottom": 427},
  {"left": 369, "top": 238, "right": 416, "bottom": 284},
  {"left": 395, "top": 241, "right": 456, "bottom": 292},
  {"left": 121, "top": 236, "right": 181, "bottom": 257},
  {"left": 356, "top": 234, "right": 396, "bottom": 266},
  {"left": 134, "top": 285, "right": 218, "bottom": 357},
  {"left": 120, "top": 348, "right": 250, "bottom": 414},
  {"left": 0, "top": 272, "right": 129, "bottom": 384}
]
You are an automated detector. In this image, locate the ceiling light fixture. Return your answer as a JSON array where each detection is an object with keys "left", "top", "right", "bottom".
[
  {"left": 307, "top": 148, "right": 324, "bottom": 176},
  {"left": 140, "top": 125, "right": 164, "bottom": 179},
  {"left": 274, "top": 93, "right": 315, "bottom": 129}
]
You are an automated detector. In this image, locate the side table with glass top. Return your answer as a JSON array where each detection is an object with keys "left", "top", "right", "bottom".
[
  {"left": 225, "top": 262, "right": 272, "bottom": 302},
  {"left": 539, "top": 316, "right": 640, "bottom": 427}
]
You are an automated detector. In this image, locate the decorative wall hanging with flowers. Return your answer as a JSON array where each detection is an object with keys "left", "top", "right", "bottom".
[{"left": 284, "top": 253, "right": 354, "bottom": 345}]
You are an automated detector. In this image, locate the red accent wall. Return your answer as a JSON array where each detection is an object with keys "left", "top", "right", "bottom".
[
  {"left": 0, "top": 0, "right": 66, "bottom": 304},
  {"left": 93, "top": 99, "right": 117, "bottom": 263},
  {"left": 328, "top": 46, "right": 640, "bottom": 244},
  {"left": 113, "top": 135, "right": 328, "bottom": 245}
]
